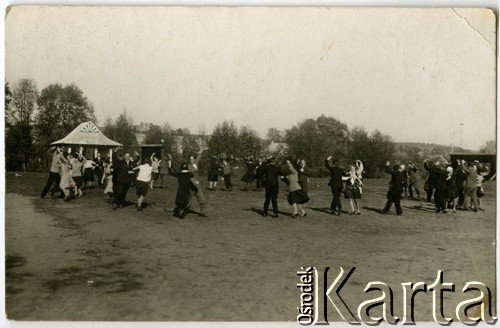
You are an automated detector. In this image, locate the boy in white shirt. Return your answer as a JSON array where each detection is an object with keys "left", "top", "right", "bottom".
[{"left": 133, "top": 158, "right": 153, "bottom": 211}]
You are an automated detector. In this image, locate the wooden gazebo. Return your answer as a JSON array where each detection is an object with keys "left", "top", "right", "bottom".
[{"left": 51, "top": 121, "right": 122, "bottom": 159}]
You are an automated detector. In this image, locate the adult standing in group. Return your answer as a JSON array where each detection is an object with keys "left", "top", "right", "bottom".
[
  {"left": 255, "top": 157, "right": 265, "bottom": 191},
  {"left": 41, "top": 146, "right": 63, "bottom": 199},
  {"left": 188, "top": 149, "right": 207, "bottom": 217},
  {"left": 382, "top": 161, "right": 404, "bottom": 215},
  {"left": 112, "top": 147, "right": 140, "bottom": 210},
  {"left": 401, "top": 165, "right": 409, "bottom": 198},
  {"left": 452, "top": 159, "right": 467, "bottom": 209},
  {"left": 159, "top": 152, "right": 169, "bottom": 189},
  {"left": 325, "top": 156, "right": 345, "bottom": 216},
  {"left": 431, "top": 161, "right": 449, "bottom": 213},
  {"left": 241, "top": 156, "right": 256, "bottom": 191},
  {"left": 207, "top": 156, "right": 219, "bottom": 190},
  {"left": 261, "top": 157, "right": 282, "bottom": 217},
  {"left": 94, "top": 152, "right": 104, "bottom": 188},
  {"left": 462, "top": 160, "right": 479, "bottom": 212},
  {"left": 407, "top": 163, "right": 421, "bottom": 199},
  {"left": 150, "top": 152, "right": 161, "bottom": 189},
  {"left": 424, "top": 159, "right": 437, "bottom": 203}
]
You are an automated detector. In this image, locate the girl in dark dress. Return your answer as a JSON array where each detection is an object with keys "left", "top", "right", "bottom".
[
  {"left": 207, "top": 156, "right": 220, "bottom": 190},
  {"left": 168, "top": 160, "right": 198, "bottom": 219},
  {"left": 240, "top": 156, "right": 256, "bottom": 190},
  {"left": 284, "top": 160, "right": 309, "bottom": 218}
]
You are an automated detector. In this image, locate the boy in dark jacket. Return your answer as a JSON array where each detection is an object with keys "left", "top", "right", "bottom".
[
  {"left": 382, "top": 161, "right": 404, "bottom": 215},
  {"left": 325, "top": 156, "right": 346, "bottom": 215},
  {"left": 261, "top": 157, "right": 282, "bottom": 217}
]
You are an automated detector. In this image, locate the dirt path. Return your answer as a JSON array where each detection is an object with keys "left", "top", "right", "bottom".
[{"left": 5, "top": 176, "right": 497, "bottom": 322}]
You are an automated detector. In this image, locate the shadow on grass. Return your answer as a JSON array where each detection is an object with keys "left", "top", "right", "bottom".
[
  {"left": 309, "top": 207, "right": 331, "bottom": 214},
  {"left": 246, "top": 207, "right": 293, "bottom": 217},
  {"left": 362, "top": 206, "right": 384, "bottom": 214},
  {"left": 403, "top": 204, "right": 436, "bottom": 213}
]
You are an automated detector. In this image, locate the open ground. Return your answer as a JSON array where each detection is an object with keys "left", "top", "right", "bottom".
[{"left": 4, "top": 171, "right": 496, "bottom": 322}]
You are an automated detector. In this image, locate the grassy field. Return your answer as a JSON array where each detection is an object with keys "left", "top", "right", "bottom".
[{"left": 4, "top": 171, "right": 496, "bottom": 322}]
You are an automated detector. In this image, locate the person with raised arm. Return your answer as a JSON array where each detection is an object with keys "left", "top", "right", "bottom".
[
  {"left": 285, "top": 159, "right": 309, "bottom": 218},
  {"left": 381, "top": 161, "right": 404, "bottom": 216},
  {"left": 150, "top": 152, "right": 161, "bottom": 189},
  {"left": 188, "top": 149, "right": 207, "bottom": 217},
  {"left": 167, "top": 155, "right": 199, "bottom": 219},
  {"left": 240, "top": 156, "right": 256, "bottom": 191},
  {"left": 83, "top": 154, "right": 97, "bottom": 189},
  {"left": 133, "top": 157, "right": 152, "bottom": 211},
  {"left": 325, "top": 155, "right": 345, "bottom": 216},
  {"left": 407, "top": 163, "right": 421, "bottom": 199},
  {"left": 344, "top": 164, "right": 362, "bottom": 215}
]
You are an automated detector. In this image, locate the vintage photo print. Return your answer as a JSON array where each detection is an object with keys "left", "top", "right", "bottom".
[{"left": 3, "top": 5, "right": 497, "bottom": 324}]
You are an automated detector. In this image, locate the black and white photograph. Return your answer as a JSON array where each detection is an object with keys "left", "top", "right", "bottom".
[{"left": 3, "top": 5, "right": 497, "bottom": 325}]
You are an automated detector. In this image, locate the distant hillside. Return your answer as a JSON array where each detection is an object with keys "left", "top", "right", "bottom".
[{"left": 395, "top": 142, "right": 474, "bottom": 154}]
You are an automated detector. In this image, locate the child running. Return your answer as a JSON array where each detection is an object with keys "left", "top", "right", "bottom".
[{"left": 133, "top": 158, "right": 153, "bottom": 211}]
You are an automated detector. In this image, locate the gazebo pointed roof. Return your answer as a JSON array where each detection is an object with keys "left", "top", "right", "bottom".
[{"left": 51, "top": 121, "right": 123, "bottom": 147}]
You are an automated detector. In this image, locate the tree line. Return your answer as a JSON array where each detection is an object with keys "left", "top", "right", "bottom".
[
  {"left": 5, "top": 79, "right": 96, "bottom": 171},
  {"left": 5, "top": 78, "right": 495, "bottom": 177}
]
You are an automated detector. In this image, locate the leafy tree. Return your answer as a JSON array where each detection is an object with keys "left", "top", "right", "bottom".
[
  {"left": 5, "top": 79, "right": 38, "bottom": 170},
  {"left": 10, "top": 79, "right": 38, "bottom": 125},
  {"left": 349, "top": 127, "right": 395, "bottom": 177},
  {"left": 285, "top": 115, "right": 349, "bottom": 167},
  {"left": 5, "top": 81, "right": 12, "bottom": 126},
  {"left": 208, "top": 120, "right": 239, "bottom": 157},
  {"left": 112, "top": 110, "right": 138, "bottom": 152},
  {"left": 101, "top": 116, "right": 115, "bottom": 140},
  {"left": 145, "top": 124, "right": 163, "bottom": 144},
  {"left": 368, "top": 130, "right": 395, "bottom": 177},
  {"left": 175, "top": 128, "right": 200, "bottom": 158},
  {"left": 143, "top": 123, "right": 176, "bottom": 159},
  {"left": 266, "top": 127, "right": 284, "bottom": 142},
  {"left": 35, "top": 83, "right": 96, "bottom": 157},
  {"left": 479, "top": 140, "right": 496, "bottom": 154},
  {"left": 239, "top": 126, "right": 262, "bottom": 157}
]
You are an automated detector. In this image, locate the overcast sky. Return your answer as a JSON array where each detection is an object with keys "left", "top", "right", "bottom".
[{"left": 5, "top": 6, "right": 496, "bottom": 150}]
